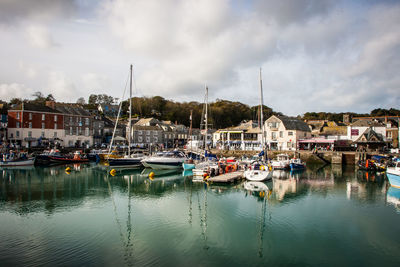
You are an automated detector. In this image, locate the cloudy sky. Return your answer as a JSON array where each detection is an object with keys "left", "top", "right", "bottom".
[{"left": 0, "top": 0, "right": 399, "bottom": 116}]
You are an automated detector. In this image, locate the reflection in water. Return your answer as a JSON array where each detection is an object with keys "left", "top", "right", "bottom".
[
  {"left": 386, "top": 187, "right": 400, "bottom": 212},
  {"left": 1, "top": 165, "right": 400, "bottom": 266}
]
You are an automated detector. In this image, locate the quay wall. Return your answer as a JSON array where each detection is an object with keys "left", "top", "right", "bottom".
[{"left": 209, "top": 149, "right": 364, "bottom": 165}]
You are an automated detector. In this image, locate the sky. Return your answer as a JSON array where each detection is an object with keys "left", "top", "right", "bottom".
[{"left": 0, "top": 0, "right": 399, "bottom": 116}]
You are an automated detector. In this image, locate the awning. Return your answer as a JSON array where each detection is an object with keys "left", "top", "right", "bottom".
[
  {"left": 299, "top": 138, "right": 335, "bottom": 144},
  {"left": 114, "top": 136, "right": 126, "bottom": 141},
  {"left": 24, "top": 137, "right": 37, "bottom": 141}
]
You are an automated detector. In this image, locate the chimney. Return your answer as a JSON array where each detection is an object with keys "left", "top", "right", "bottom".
[
  {"left": 343, "top": 114, "right": 350, "bottom": 125},
  {"left": 46, "top": 101, "right": 55, "bottom": 110}
]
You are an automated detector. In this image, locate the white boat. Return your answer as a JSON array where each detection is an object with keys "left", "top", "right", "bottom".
[
  {"left": 244, "top": 69, "right": 272, "bottom": 182},
  {"left": 244, "top": 166, "right": 273, "bottom": 181},
  {"left": 192, "top": 160, "right": 219, "bottom": 177},
  {"left": 387, "top": 161, "right": 400, "bottom": 188},
  {"left": 271, "top": 154, "right": 290, "bottom": 170},
  {"left": 0, "top": 158, "right": 35, "bottom": 167},
  {"left": 0, "top": 151, "right": 35, "bottom": 167},
  {"left": 141, "top": 151, "right": 186, "bottom": 169},
  {"left": 243, "top": 181, "right": 270, "bottom": 192}
]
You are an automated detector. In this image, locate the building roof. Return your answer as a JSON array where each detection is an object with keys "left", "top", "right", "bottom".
[
  {"left": 276, "top": 116, "right": 311, "bottom": 132},
  {"left": 135, "top": 118, "right": 160, "bottom": 126},
  {"left": 354, "top": 128, "right": 385, "bottom": 143},
  {"left": 132, "top": 125, "right": 162, "bottom": 131},
  {"left": 10, "top": 103, "right": 61, "bottom": 113},
  {"left": 55, "top": 103, "right": 91, "bottom": 116},
  {"left": 351, "top": 120, "right": 385, "bottom": 127}
]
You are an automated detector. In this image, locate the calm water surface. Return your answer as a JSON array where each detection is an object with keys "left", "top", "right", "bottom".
[{"left": 0, "top": 164, "right": 399, "bottom": 266}]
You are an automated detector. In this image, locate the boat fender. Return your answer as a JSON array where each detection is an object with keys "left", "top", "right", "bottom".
[
  {"left": 260, "top": 165, "right": 265, "bottom": 171},
  {"left": 65, "top": 167, "right": 71, "bottom": 172},
  {"left": 110, "top": 169, "right": 117, "bottom": 176},
  {"left": 149, "top": 172, "right": 155, "bottom": 178}
]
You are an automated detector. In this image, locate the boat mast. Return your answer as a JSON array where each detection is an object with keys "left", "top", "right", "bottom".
[
  {"left": 204, "top": 85, "right": 208, "bottom": 151},
  {"left": 128, "top": 64, "right": 132, "bottom": 156},
  {"left": 189, "top": 110, "right": 193, "bottom": 151},
  {"left": 259, "top": 68, "right": 266, "bottom": 161}
]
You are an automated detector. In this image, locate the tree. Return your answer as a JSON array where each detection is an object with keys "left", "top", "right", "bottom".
[
  {"left": 76, "top": 97, "right": 86, "bottom": 104},
  {"left": 9, "top": 98, "right": 22, "bottom": 105},
  {"left": 45, "top": 94, "right": 55, "bottom": 101}
]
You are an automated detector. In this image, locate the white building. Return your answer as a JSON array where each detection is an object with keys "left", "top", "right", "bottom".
[{"left": 264, "top": 115, "right": 312, "bottom": 151}]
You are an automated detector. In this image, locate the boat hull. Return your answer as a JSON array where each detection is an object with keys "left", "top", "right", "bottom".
[
  {"left": 0, "top": 158, "right": 35, "bottom": 167},
  {"left": 48, "top": 156, "right": 89, "bottom": 164},
  {"left": 290, "top": 163, "right": 305, "bottom": 171},
  {"left": 387, "top": 172, "right": 400, "bottom": 188},
  {"left": 108, "top": 158, "right": 143, "bottom": 169},
  {"left": 183, "top": 162, "right": 195, "bottom": 170},
  {"left": 142, "top": 161, "right": 183, "bottom": 170},
  {"left": 244, "top": 170, "right": 272, "bottom": 181}
]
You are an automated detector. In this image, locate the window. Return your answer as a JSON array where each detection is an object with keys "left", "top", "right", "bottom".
[
  {"left": 154, "top": 137, "right": 158, "bottom": 142},
  {"left": 16, "top": 122, "right": 20, "bottom": 128},
  {"left": 287, "top": 142, "right": 291, "bottom": 148},
  {"left": 164, "top": 134, "right": 167, "bottom": 139},
  {"left": 54, "top": 115, "right": 57, "bottom": 122},
  {"left": 29, "top": 122, "right": 32, "bottom": 128},
  {"left": 146, "top": 130, "right": 150, "bottom": 135},
  {"left": 288, "top": 131, "right": 293, "bottom": 136},
  {"left": 388, "top": 132, "right": 392, "bottom": 138},
  {"left": 70, "top": 116, "right": 73, "bottom": 123},
  {"left": 10, "top": 133, "right": 14, "bottom": 138},
  {"left": 138, "top": 136, "right": 143, "bottom": 142},
  {"left": 153, "top": 131, "right": 158, "bottom": 136},
  {"left": 28, "top": 131, "right": 32, "bottom": 137},
  {"left": 54, "top": 123, "right": 57, "bottom": 130},
  {"left": 42, "top": 114, "right": 45, "bottom": 120},
  {"left": 271, "top": 132, "right": 276, "bottom": 139},
  {"left": 16, "top": 131, "right": 20, "bottom": 137},
  {"left": 85, "top": 118, "right": 89, "bottom": 125},
  {"left": 304, "top": 132, "right": 306, "bottom": 137},
  {"left": 54, "top": 132, "right": 57, "bottom": 137},
  {"left": 76, "top": 127, "right": 79, "bottom": 135},
  {"left": 42, "top": 122, "right": 45, "bottom": 129},
  {"left": 76, "top": 117, "right": 79, "bottom": 123},
  {"left": 69, "top": 127, "right": 73, "bottom": 135},
  {"left": 146, "top": 136, "right": 150, "bottom": 142},
  {"left": 279, "top": 131, "right": 283, "bottom": 138},
  {"left": 138, "top": 130, "right": 142, "bottom": 135},
  {"left": 16, "top": 113, "right": 20, "bottom": 119},
  {"left": 29, "top": 113, "right": 32, "bottom": 120},
  {"left": 85, "top": 127, "right": 89, "bottom": 136},
  {"left": 41, "top": 132, "right": 45, "bottom": 137}
]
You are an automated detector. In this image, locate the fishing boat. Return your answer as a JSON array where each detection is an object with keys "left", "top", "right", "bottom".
[
  {"left": 270, "top": 154, "right": 290, "bottom": 170},
  {"left": 387, "top": 161, "right": 400, "bottom": 188},
  {"left": 107, "top": 65, "right": 144, "bottom": 170},
  {"left": 0, "top": 151, "right": 35, "bottom": 167},
  {"left": 48, "top": 151, "right": 89, "bottom": 164},
  {"left": 357, "top": 159, "right": 376, "bottom": 171},
  {"left": 244, "top": 68, "right": 272, "bottom": 181},
  {"left": 141, "top": 150, "right": 186, "bottom": 170},
  {"left": 289, "top": 157, "right": 306, "bottom": 171}
]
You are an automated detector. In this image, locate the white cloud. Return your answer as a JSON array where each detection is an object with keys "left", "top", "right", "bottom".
[
  {"left": 0, "top": 83, "right": 35, "bottom": 101},
  {"left": 45, "top": 71, "right": 79, "bottom": 102},
  {"left": 0, "top": 0, "right": 399, "bottom": 116},
  {"left": 25, "top": 25, "right": 58, "bottom": 49}
]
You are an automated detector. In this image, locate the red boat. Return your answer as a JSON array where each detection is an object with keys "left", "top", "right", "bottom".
[{"left": 48, "top": 151, "right": 89, "bottom": 164}]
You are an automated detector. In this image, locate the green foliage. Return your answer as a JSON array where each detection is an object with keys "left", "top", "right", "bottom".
[
  {"left": 120, "top": 96, "right": 281, "bottom": 129},
  {"left": 88, "top": 94, "right": 115, "bottom": 105}
]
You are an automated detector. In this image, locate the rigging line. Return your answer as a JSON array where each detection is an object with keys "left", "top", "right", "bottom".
[
  {"left": 108, "top": 70, "right": 130, "bottom": 156},
  {"left": 105, "top": 172, "right": 134, "bottom": 265}
]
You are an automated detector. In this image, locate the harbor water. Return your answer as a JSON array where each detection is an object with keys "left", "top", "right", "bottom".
[{"left": 0, "top": 164, "right": 400, "bottom": 266}]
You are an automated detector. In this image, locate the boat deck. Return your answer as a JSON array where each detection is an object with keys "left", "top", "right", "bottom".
[{"left": 207, "top": 171, "right": 244, "bottom": 184}]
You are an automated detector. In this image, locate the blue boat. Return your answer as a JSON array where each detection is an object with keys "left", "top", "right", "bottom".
[
  {"left": 182, "top": 162, "right": 195, "bottom": 170},
  {"left": 289, "top": 158, "right": 306, "bottom": 171},
  {"left": 387, "top": 162, "right": 400, "bottom": 188}
]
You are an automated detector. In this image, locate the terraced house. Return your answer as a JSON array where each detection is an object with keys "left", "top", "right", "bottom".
[{"left": 264, "top": 115, "right": 312, "bottom": 151}]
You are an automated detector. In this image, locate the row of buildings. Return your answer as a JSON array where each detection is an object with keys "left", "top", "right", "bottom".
[{"left": 0, "top": 101, "right": 399, "bottom": 152}]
